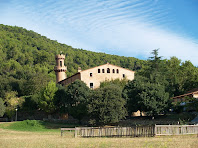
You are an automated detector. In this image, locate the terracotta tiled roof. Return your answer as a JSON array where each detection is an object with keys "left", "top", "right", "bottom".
[
  {"left": 172, "top": 88, "right": 198, "bottom": 99},
  {"left": 79, "top": 63, "right": 135, "bottom": 73}
]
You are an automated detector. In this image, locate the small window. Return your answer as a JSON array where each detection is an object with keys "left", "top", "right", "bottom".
[
  {"left": 98, "top": 69, "right": 100, "bottom": 73},
  {"left": 112, "top": 69, "right": 115, "bottom": 73},
  {"left": 90, "top": 73, "right": 93, "bottom": 77},
  {"left": 117, "top": 69, "right": 119, "bottom": 73},
  {"left": 107, "top": 68, "right": 110, "bottom": 73},
  {"left": 60, "top": 61, "right": 62, "bottom": 67},
  {"left": 123, "top": 74, "right": 125, "bottom": 78},
  {"left": 90, "top": 83, "right": 93, "bottom": 88},
  {"left": 102, "top": 69, "right": 105, "bottom": 73}
]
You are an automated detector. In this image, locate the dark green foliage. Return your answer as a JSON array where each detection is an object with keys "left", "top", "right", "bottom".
[
  {"left": 123, "top": 76, "right": 146, "bottom": 114},
  {"left": 21, "top": 95, "right": 38, "bottom": 111},
  {"left": 124, "top": 50, "right": 170, "bottom": 116},
  {"left": 66, "top": 80, "right": 90, "bottom": 122},
  {"left": 54, "top": 84, "right": 68, "bottom": 113},
  {"left": 0, "top": 98, "right": 6, "bottom": 117},
  {"left": 124, "top": 76, "right": 169, "bottom": 116},
  {"left": 184, "top": 97, "right": 198, "bottom": 112},
  {"left": 88, "top": 85, "right": 127, "bottom": 125}
]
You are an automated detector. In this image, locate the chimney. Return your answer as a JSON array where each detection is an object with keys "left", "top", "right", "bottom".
[{"left": 78, "top": 67, "right": 82, "bottom": 72}]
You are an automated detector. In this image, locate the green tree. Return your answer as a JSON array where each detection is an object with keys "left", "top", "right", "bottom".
[
  {"left": 122, "top": 76, "right": 146, "bottom": 115},
  {"left": 123, "top": 77, "right": 169, "bottom": 117},
  {"left": 124, "top": 50, "right": 170, "bottom": 117},
  {"left": 4, "top": 91, "right": 24, "bottom": 120},
  {"left": 66, "top": 80, "right": 90, "bottom": 122},
  {"left": 0, "top": 98, "right": 6, "bottom": 117},
  {"left": 54, "top": 84, "right": 68, "bottom": 113},
  {"left": 88, "top": 85, "right": 127, "bottom": 125},
  {"left": 39, "top": 81, "right": 58, "bottom": 113}
]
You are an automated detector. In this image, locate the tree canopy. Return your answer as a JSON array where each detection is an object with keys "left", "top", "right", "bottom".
[
  {"left": 66, "top": 80, "right": 90, "bottom": 122},
  {"left": 0, "top": 98, "right": 6, "bottom": 117},
  {"left": 88, "top": 85, "right": 127, "bottom": 125},
  {"left": 39, "top": 81, "right": 58, "bottom": 113}
]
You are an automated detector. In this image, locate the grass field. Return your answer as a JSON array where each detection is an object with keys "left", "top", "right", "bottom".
[{"left": 0, "top": 121, "right": 198, "bottom": 148}]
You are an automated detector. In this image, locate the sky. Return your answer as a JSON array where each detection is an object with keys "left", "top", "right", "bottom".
[{"left": 0, "top": 0, "right": 198, "bottom": 65}]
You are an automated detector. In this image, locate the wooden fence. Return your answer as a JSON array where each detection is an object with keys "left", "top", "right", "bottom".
[
  {"left": 74, "top": 126, "right": 155, "bottom": 138},
  {"left": 61, "top": 125, "right": 198, "bottom": 137},
  {"left": 155, "top": 125, "right": 198, "bottom": 135}
]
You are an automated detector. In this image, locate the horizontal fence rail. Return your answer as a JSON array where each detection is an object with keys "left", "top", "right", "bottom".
[
  {"left": 155, "top": 125, "right": 198, "bottom": 135},
  {"left": 61, "top": 125, "right": 198, "bottom": 137},
  {"left": 74, "top": 126, "right": 155, "bottom": 138}
]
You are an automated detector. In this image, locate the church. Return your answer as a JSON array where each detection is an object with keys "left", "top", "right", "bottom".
[{"left": 54, "top": 53, "right": 135, "bottom": 89}]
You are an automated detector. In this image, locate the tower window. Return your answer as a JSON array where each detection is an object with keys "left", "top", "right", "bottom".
[
  {"left": 60, "top": 61, "right": 62, "bottom": 67},
  {"left": 90, "top": 83, "right": 93, "bottom": 89},
  {"left": 117, "top": 69, "right": 119, "bottom": 73},
  {"left": 102, "top": 69, "right": 105, "bottom": 73},
  {"left": 107, "top": 68, "right": 110, "bottom": 73},
  {"left": 112, "top": 69, "right": 115, "bottom": 73},
  {"left": 98, "top": 69, "right": 100, "bottom": 73},
  {"left": 123, "top": 74, "right": 125, "bottom": 78},
  {"left": 90, "top": 73, "right": 93, "bottom": 77}
]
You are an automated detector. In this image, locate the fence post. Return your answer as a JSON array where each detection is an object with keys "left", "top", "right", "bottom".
[{"left": 75, "top": 127, "right": 77, "bottom": 138}]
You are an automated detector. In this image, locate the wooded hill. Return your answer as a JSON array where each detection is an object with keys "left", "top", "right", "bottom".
[
  {"left": 0, "top": 24, "right": 198, "bottom": 99},
  {"left": 0, "top": 24, "right": 144, "bottom": 98},
  {"left": 1, "top": 24, "right": 198, "bottom": 122}
]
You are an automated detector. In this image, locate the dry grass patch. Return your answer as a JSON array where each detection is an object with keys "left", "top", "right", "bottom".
[{"left": 0, "top": 129, "right": 198, "bottom": 148}]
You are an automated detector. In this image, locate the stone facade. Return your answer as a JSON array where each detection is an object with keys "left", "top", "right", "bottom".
[{"left": 55, "top": 54, "right": 135, "bottom": 89}]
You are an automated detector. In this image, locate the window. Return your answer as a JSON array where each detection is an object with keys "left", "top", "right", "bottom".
[
  {"left": 60, "top": 61, "right": 62, "bottom": 67},
  {"left": 112, "top": 69, "right": 115, "bottom": 73},
  {"left": 107, "top": 68, "right": 110, "bottom": 73},
  {"left": 123, "top": 74, "right": 125, "bottom": 78},
  {"left": 90, "top": 83, "right": 93, "bottom": 89},
  {"left": 102, "top": 69, "right": 105, "bottom": 73},
  {"left": 90, "top": 73, "right": 93, "bottom": 77},
  {"left": 117, "top": 69, "right": 119, "bottom": 73},
  {"left": 98, "top": 69, "right": 100, "bottom": 73}
]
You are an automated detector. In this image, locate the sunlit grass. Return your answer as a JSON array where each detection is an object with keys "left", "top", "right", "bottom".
[
  {"left": 0, "top": 120, "right": 58, "bottom": 132},
  {"left": 0, "top": 128, "right": 198, "bottom": 148},
  {"left": 0, "top": 121, "right": 198, "bottom": 148},
  {"left": 0, "top": 120, "right": 79, "bottom": 132}
]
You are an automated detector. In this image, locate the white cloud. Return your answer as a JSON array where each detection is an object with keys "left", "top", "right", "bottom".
[{"left": 1, "top": 0, "right": 198, "bottom": 65}]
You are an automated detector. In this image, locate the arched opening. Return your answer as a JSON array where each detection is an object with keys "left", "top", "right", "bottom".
[{"left": 107, "top": 68, "right": 110, "bottom": 73}]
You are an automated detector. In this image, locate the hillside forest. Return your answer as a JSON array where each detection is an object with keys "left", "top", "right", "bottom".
[{"left": 0, "top": 24, "right": 198, "bottom": 124}]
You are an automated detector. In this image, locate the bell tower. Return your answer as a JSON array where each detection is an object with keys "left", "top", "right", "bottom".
[{"left": 54, "top": 53, "right": 67, "bottom": 83}]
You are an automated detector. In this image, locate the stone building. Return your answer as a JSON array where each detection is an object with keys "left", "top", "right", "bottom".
[{"left": 54, "top": 54, "right": 135, "bottom": 89}]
